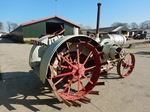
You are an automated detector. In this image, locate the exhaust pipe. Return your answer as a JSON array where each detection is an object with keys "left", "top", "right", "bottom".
[{"left": 95, "top": 2, "right": 101, "bottom": 42}]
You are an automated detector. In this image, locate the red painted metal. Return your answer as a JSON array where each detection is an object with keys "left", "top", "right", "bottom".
[
  {"left": 117, "top": 53, "right": 135, "bottom": 78},
  {"left": 49, "top": 42, "right": 101, "bottom": 100}
]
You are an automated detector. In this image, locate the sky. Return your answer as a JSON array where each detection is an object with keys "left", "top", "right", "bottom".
[{"left": 1, "top": 0, "right": 150, "bottom": 31}]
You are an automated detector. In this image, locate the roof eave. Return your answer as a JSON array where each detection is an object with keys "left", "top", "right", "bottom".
[{"left": 20, "top": 15, "right": 81, "bottom": 28}]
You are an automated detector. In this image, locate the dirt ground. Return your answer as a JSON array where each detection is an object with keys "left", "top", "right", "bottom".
[{"left": 0, "top": 38, "right": 150, "bottom": 112}]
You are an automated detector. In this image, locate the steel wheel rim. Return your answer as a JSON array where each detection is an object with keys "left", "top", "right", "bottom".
[
  {"left": 117, "top": 53, "right": 135, "bottom": 78},
  {"left": 48, "top": 41, "right": 101, "bottom": 100}
]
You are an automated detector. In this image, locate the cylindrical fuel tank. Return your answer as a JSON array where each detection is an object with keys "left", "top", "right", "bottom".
[{"left": 101, "top": 34, "right": 126, "bottom": 46}]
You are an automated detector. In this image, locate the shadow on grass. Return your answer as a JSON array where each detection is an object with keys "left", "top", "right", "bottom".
[{"left": 0, "top": 70, "right": 62, "bottom": 111}]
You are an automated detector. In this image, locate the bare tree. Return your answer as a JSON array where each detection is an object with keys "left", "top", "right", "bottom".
[
  {"left": 111, "top": 22, "right": 129, "bottom": 28},
  {"left": 85, "top": 25, "right": 92, "bottom": 30},
  {"left": 7, "top": 22, "right": 11, "bottom": 33},
  {"left": 139, "top": 20, "right": 150, "bottom": 29},
  {"left": 111, "top": 22, "right": 121, "bottom": 27},
  {"left": 0, "top": 21, "right": 3, "bottom": 30},
  {"left": 79, "top": 24, "right": 84, "bottom": 29},
  {"left": 7, "top": 22, "right": 18, "bottom": 33},
  {"left": 130, "top": 22, "right": 139, "bottom": 29},
  {"left": 79, "top": 24, "right": 92, "bottom": 30},
  {"left": 139, "top": 22, "right": 146, "bottom": 29},
  {"left": 122, "top": 23, "right": 129, "bottom": 28},
  {"left": 11, "top": 23, "right": 18, "bottom": 30}
]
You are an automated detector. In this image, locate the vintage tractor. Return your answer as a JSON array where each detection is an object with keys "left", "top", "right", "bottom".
[{"left": 29, "top": 3, "right": 135, "bottom": 107}]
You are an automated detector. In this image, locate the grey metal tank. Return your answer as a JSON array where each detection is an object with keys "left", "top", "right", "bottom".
[{"left": 100, "top": 34, "right": 126, "bottom": 46}]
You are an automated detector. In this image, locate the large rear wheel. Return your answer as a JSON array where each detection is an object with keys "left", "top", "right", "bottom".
[{"left": 47, "top": 41, "right": 101, "bottom": 103}]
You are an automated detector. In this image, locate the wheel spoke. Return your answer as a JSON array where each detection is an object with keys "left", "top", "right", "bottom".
[
  {"left": 79, "top": 43, "right": 85, "bottom": 55},
  {"left": 128, "top": 64, "right": 134, "bottom": 68},
  {"left": 66, "top": 50, "right": 73, "bottom": 63},
  {"left": 87, "top": 71, "right": 92, "bottom": 75},
  {"left": 82, "top": 74, "right": 93, "bottom": 84},
  {"left": 65, "top": 42, "right": 73, "bottom": 63},
  {"left": 60, "top": 65, "right": 69, "bottom": 69},
  {"left": 76, "top": 44, "right": 80, "bottom": 64},
  {"left": 52, "top": 71, "right": 73, "bottom": 78},
  {"left": 77, "top": 77, "right": 85, "bottom": 96},
  {"left": 78, "top": 77, "right": 80, "bottom": 93},
  {"left": 62, "top": 77, "right": 74, "bottom": 93},
  {"left": 59, "top": 54, "right": 75, "bottom": 68},
  {"left": 122, "top": 60, "right": 126, "bottom": 66},
  {"left": 121, "top": 67, "right": 125, "bottom": 75},
  {"left": 85, "top": 65, "right": 96, "bottom": 71},
  {"left": 83, "top": 51, "right": 92, "bottom": 65},
  {"left": 53, "top": 64, "right": 69, "bottom": 69},
  {"left": 54, "top": 76, "right": 66, "bottom": 86},
  {"left": 121, "top": 63, "right": 130, "bottom": 74},
  {"left": 78, "top": 78, "right": 85, "bottom": 90},
  {"left": 127, "top": 55, "right": 131, "bottom": 63},
  {"left": 67, "top": 80, "right": 71, "bottom": 95}
]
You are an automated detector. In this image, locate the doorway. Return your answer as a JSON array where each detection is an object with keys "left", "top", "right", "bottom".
[{"left": 46, "top": 22, "right": 64, "bottom": 34}]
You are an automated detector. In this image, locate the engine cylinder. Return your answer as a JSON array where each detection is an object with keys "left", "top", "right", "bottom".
[
  {"left": 109, "top": 46, "right": 122, "bottom": 60},
  {"left": 102, "top": 43, "right": 123, "bottom": 60}
]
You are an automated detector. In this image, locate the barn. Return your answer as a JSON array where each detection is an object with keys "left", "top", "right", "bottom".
[
  {"left": 81, "top": 26, "right": 130, "bottom": 39},
  {"left": 10, "top": 15, "right": 81, "bottom": 42}
]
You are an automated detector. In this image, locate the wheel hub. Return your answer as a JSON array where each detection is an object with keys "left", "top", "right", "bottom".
[{"left": 72, "top": 64, "right": 85, "bottom": 79}]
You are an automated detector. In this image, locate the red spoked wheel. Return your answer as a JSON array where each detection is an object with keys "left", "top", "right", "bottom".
[
  {"left": 117, "top": 52, "right": 135, "bottom": 78},
  {"left": 48, "top": 41, "right": 101, "bottom": 103}
]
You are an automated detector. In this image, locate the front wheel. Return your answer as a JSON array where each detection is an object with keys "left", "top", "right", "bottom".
[{"left": 117, "top": 52, "right": 135, "bottom": 78}]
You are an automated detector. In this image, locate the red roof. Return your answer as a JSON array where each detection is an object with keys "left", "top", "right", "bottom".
[{"left": 20, "top": 15, "right": 81, "bottom": 28}]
